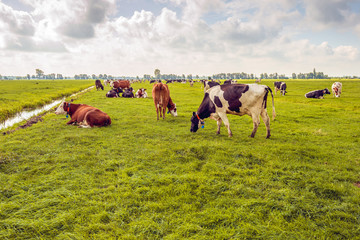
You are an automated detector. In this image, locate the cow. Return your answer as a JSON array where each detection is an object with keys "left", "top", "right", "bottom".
[
  {"left": 135, "top": 88, "right": 148, "bottom": 98},
  {"left": 152, "top": 83, "right": 177, "bottom": 120},
  {"left": 332, "top": 82, "right": 342, "bottom": 98},
  {"left": 111, "top": 80, "right": 130, "bottom": 89},
  {"left": 190, "top": 84, "right": 276, "bottom": 138},
  {"left": 204, "top": 80, "right": 220, "bottom": 93},
  {"left": 103, "top": 79, "right": 111, "bottom": 86},
  {"left": 122, "top": 87, "right": 134, "bottom": 98},
  {"left": 106, "top": 88, "right": 123, "bottom": 98},
  {"left": 305, "top": 88, "right": 331, "bottom": 99},
  {"left": 55, "top": 101, "right": 111, "bottom": 128},
  {"left": 274, "top": 81, "right": 287, "bottom": 96},
  {"left": 223, "top": 80, "right": 232, "bottom": 85},
  {"left": 95, "top": 79, "right": 104, "bottom": 90}
]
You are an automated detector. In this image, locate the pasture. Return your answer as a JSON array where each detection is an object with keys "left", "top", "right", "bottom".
[{"left": 1, "top": 79, "right": 360, "bottom": 239}]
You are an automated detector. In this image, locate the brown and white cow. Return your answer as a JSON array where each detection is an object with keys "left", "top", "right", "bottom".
[
  {"left": 152, "top": 83, "right": 177, "bottom": 120},
  {"left": 190, "top": 84, "right": 276, "bottom": 138},
  {"left": 111, "top": 80, "right": 130, "bottom": 89},
  {"left": 95, "top": 79, "right": 104, "bottom": 90},
  {"left": 135, "top": 88, "right": 148, "bottom": 98},
  {"left": 55, "top": 101, "right": 111, "bottom": 128},
  {"left": 331, "top": 82, "right": 342, "bottom": 98}
]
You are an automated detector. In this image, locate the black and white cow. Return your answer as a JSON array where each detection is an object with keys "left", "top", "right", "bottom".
[
  {"left": 305, "top": 88, "right": 331, "bottom": 99},
  {"left": 274, "top": 81, "right": 287, "bottom": 96},
  {"left": 106, "top": 88, "right": 123, "bottom": 98},
  {"left": 122, "top": 87, "right": 134, "bottom": 98},
  {"left": 191, "top": 84, "right": 276, "bottom": 138}
]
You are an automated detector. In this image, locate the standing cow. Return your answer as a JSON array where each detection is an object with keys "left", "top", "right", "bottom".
[
  {"left": 190, "top": 84, "right": 276, "bottom": 138},
  {"left": 95, "top": 79, "right": 104, "bottom": 90},
  {"left": 332, "top": 82, "right": 342, "bottom": 98},
  {"left": 152, "top": 83, "right": 177, "bottom": 120},
  {"left": 274, "top": 81, "right": 287, "bottom": 96},
  {"left": 305, "top": 88, "right": 331, "bottom": 99},
  {"left": 111, "top": 80, "right": 130, "bottom": 89},
  {"left": 55, "top": 101, "right": 111, "bottom": 128}
]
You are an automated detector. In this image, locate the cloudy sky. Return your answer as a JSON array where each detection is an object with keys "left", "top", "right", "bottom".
[{"left": 1, "top": 0, "right": 360, "bottom": 78}]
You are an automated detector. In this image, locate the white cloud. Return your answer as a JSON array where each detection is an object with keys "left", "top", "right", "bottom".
[{"left": 0, "top": 0, "right": 360, "bottom": 77}]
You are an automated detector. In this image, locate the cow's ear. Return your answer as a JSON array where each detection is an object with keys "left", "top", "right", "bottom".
[{"left": 192, "top": 112, "right": 196, "bottom": 116}]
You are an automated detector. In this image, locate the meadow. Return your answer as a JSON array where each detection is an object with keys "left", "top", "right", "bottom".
[{"left": 1, "top": 79, "right": 360, "bottom": 239}]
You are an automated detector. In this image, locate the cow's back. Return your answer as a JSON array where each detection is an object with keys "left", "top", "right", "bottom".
[{"left": 208, "top": 84, "right": 268, "bottom": 113}]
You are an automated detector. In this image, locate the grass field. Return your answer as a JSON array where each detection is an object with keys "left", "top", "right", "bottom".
[{"left": 1, "top": 79, "right": 360, "bottom": 239}]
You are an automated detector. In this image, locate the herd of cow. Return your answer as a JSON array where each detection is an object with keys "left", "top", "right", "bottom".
[{"left": 55, "top": 79, "right": 343, "bottom": 138}]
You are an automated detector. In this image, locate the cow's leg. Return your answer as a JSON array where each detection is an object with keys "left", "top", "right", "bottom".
[
  {"left": 216, "top": 118, "right": 222, "bottom": 134},
  {"left": 217, "top": 112, "right": 232, "bottom": 137},
  {"left": 156, "top": 107, "right": 159, "bottom": 120},
  {"left": 261, "top": 109, "right": 271, "bottom": 139},
  {"left": 250, "top": 113, "right": 260, "bottom": 138},
  {"left": 162, "top": 107, "right": 166, "bottom": 119}
]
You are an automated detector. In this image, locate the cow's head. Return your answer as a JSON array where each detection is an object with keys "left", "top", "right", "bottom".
[
  {"left": 168, "top": 104, "right": 177, "bottom": 117},
  {"left": 324, "top": 88, "right": 330, "bottom": 95},
  {"left": 190, "top": 112, "right": 204, "bottom": 132},
  {"left": 55, "top": 100, "right": 66, "bottom": 115}
]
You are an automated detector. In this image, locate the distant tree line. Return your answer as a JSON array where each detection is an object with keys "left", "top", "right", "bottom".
[{"left": 0, "top": 68, "right": 358, "bottom": 80}]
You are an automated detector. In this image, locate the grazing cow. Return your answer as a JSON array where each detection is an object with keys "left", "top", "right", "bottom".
[
  {"left": 112, "top": 80, "right": 130, "bottom": 89},
  {"left": 223, "top": 80, "right": 232, "bottom": 84},
  {"left": 55, "top": 101, "right": 111, "bottom": 128},
  {"left": 190, "top": 84, "right": 276, "bottom": 138},
  {"left": 152, "top": 83, "right": 177, "bottom": 120},
  {"left": 332, "top": 82, "right": 342, "bottom": 98},
  {"left": 103, "top": 79, "right": 111, "bottom": 86},
  {"left": 255, "top": 78, "right": 261, "bottom": 83},
  {"left": 106, "top": 88, "right": 123, "bottom": 98},
  {"left": 204, "top": 80, "right": 220, "bottom": 93},
  {"left": 274, "top": 81, "right": 287, "bottom": 95},
  {"left": 95, "top": 79, "right": 104, "bottom": 90},
  {"left": 135, "top": 88, "right": 148, "bottom": 98},
  {"left": 122, "top": 87, "right": 134, "bottom": 98},
  {"left": 305, "top": 88, "right": 331, "bottom": 99}
]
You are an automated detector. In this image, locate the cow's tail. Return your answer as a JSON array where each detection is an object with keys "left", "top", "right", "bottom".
[{"left": 266, "top": 87, "right": 276, "bottom": 120}]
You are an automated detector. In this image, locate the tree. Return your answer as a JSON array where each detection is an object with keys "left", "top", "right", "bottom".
[
  {"left": 36, "top": 69, "right": 44, "bottom": 79},
  {"left": 154, "top": 69, "right": 160, "bottom": 79}
]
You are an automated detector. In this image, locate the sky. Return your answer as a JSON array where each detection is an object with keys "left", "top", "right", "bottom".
[{"left": 1, "top": 0, "right": 360, "bottom": 78}]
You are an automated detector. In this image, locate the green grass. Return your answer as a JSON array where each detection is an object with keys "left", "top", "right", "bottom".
[
  {"left": 0, "top": 80, "right": 94, "bottom": 122},
  {"left": 1, "top": 79, "right": 360, "bottom": 239}
]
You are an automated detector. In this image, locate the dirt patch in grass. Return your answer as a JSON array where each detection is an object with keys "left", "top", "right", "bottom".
[
  {"left": 353, "top": 182, "right": 360, "bottom": 188},
  {"left": 2, "top": 112, "right": 47, "bottom": 135}
]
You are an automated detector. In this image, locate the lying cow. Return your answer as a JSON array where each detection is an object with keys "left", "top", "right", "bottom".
[
  {"left": 135, "top": 88, "right": 148, "bottom": 98},
  {"left": 332, "top": 82, "right": 342, "bottom": 98},
  {"left": 305, "top": 88, "right": 330, "bottom": 99},
  {"left": 191, "top": 84, "right": 276, "bottom": 138},
  {"left": 106, "top": 88, "right": 123, "bottom": 98},
  {"left": 55, "top": 101, "right": 111, "bottom": 128},
  {"left": 152, "top": 83, "right": 177, "bottom": 120},
  {"left": 274, "top": 81, "right": 287, "bottom": 96},
  {"left": 95, "top": 79, "right": 104, "bottom": 90},
  {"left": 122, "top": 87, "right": 134, "bottom": 98}
]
